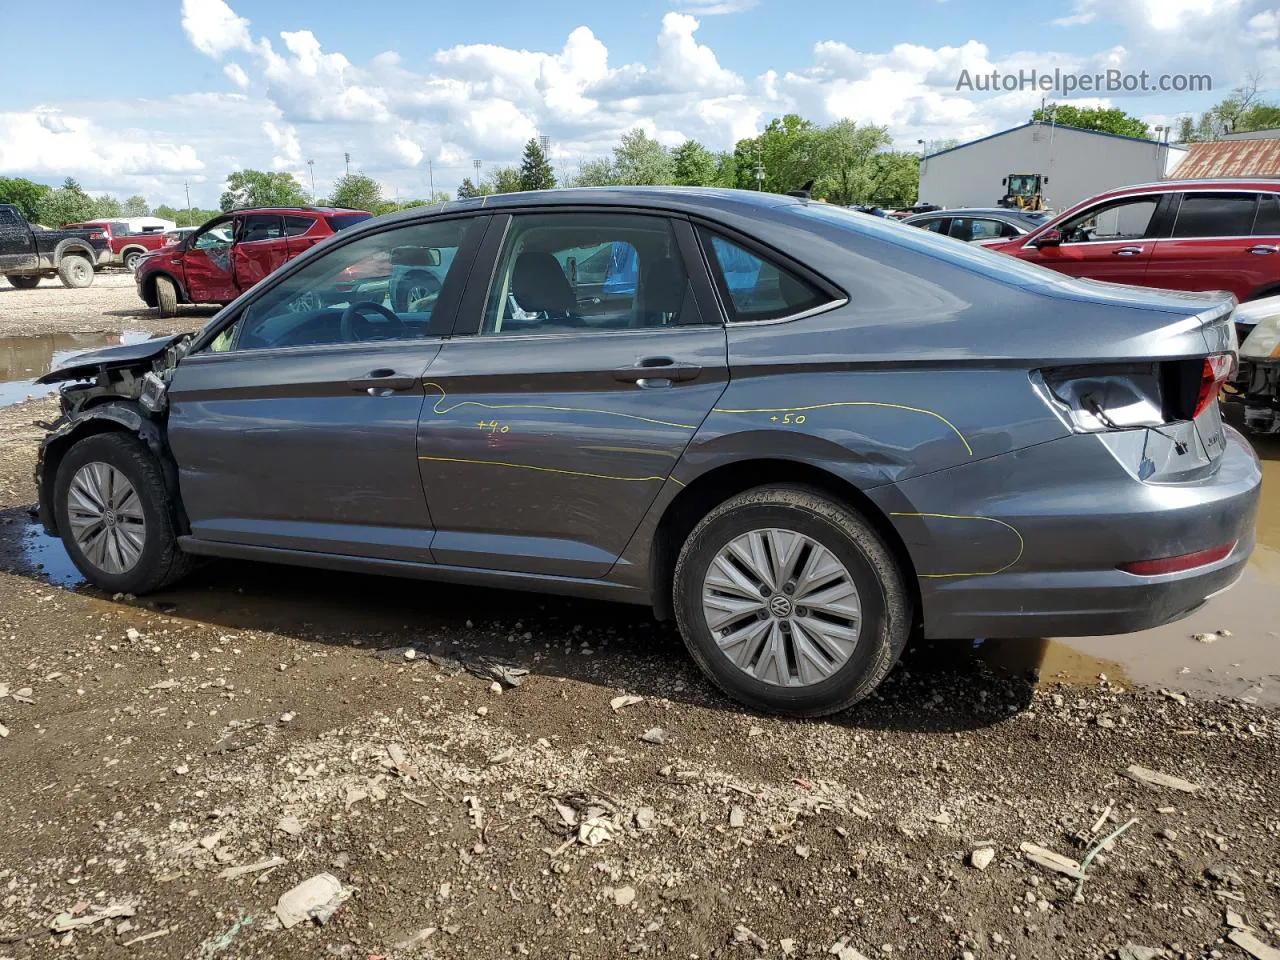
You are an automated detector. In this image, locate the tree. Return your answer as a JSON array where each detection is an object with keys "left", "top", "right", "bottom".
[
  {"left": 566, "top": 158, "right": 617, "bottom": 187},
  {"left": 35, "top": 179, "right": 95, "bottom": 226},
  {"left": 487, "top": 166, "right": 524, "bottom": 194},
  {"left": 154, "top": 204, "right": 220, "bottom": 227},
  {"left": 1177, "top": 75, "right": 1280, "bottom": 141},
  {"left": 864, "top": 152, "right": 920, "bottom": 206},
  {"left": 122, "top": 195, "right": 150, "bottom": 217},
  {"left": 517, "top": 139, "right": 556, "bottom": 191},
  {"left": 816, "top": 119, "right": 891, "bottom": 205},
  {"left": 330, "top": 173, "right": 382, "bottom": 212},
  {"left": 219, "top": 170, "right": 307, "bottom": 211},
  {"left": 733, "top": 115, "right": 821, "bottom": 193},
  {"left": 672, "top": 140, "right": 718, "bottom": 186},
  {"left": 456, "top": 177, "right": 492, "bottom": 200},
  {"left": 93, "top": 194, "right": 123, "bottom": 218},
  {"left": 0, "top": 176, "right": 50, "bottom": 221},
  {"left": 612, "top": 128, "right": 673, "bottom": 185},
  {"left": 1032, "top": 103, "right": 1150, "bottom": 139}
]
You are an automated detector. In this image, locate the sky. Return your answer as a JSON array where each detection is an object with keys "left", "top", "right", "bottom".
[{"left": 0, "top": 0, "right": 1276, "bottom": 209}]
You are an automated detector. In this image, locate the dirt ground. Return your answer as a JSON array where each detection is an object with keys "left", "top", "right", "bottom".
[
  {"left": 0, "top": 272, "right": 211, "bottom": 339},
  {"left": 0, "top": 285, "right": 1278, "bottom": 960}
]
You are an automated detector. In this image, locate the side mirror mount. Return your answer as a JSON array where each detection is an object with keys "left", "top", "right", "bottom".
[
  {"left": 1031, "top": 228, "right": 1062, "bottom": 248},
  {"left": 1043, "top": 176, "right": 1049, "bottom": 184},
  {"left": 1001, "top": 177, "right": 1007, "bottom": 185}
]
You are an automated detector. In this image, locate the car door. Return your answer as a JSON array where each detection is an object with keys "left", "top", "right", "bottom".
[
  {"left": 283, "top": 214, "right": 322, "bottom": 257},
  {"left": 1016, "top": 194, "right": 1168, "bottom": 286},
  {"left": 232, "top": 213, "right": 291, "bottom": 291},
  {"left": 417, "top": 210, "right": 729, "bottom": 579},
  {"left": 182, "top": 215, "right": 241, "bottom": 303},
  {"left": 0, "top": 205, "right": 37, "bottom": 272},
  {"left": 166, "top": 214, "right": 488, "bottom": 562},
  {"left": 1144, "top": 191, "right": 1280, "bottom": 301}
]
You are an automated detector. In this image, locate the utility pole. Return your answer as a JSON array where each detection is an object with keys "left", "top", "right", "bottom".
[
  {"left": 307, "top": 159, "right": 315, "bottom": 202},
  {"left": 753, "top": 146, "right": 764, "bottom": 191},
  {"left": 184, "top": 181, "right": 192, "bottom": 223},
  {"left": 428, "top": 160, "right": 434, "bottom": 199}
]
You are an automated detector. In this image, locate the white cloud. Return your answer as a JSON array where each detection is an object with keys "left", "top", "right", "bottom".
[
  {"left": 671, "top": 0, "right": 758, "bottom": 15},
  {"left": 0, "top": 109, "right": 204, "bottom": 179},
  {"left": 261, "top": 121, "right": 301, "bottom": 171},
  {"left": 223, "top": 62, "right": 249, "bottom": 88},
  {"left": 180, "top": 0, "right": 251, "bottom": 59}
]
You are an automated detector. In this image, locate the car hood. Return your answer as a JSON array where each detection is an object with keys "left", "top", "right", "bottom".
[{"left": 37, "top": 333, "right": 188, "bottom": 385}]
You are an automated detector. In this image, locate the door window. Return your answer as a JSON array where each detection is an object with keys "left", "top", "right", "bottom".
[
  {"left": 481, "top": 213, "right": 694, "bottom": 335},
  {"left": 699, "top": 229, "right": 833, "bottom": 322},
  {"left": 1251, "top": 193, "right": 1280, "bottom": 236},
  {"left": 203, "top": 217, "right": 479, "bottom": 352},
  {"left": 1171, "top": 193, "right": 1259, "bottom": 238},
  {"left": 918, "top": 217, "right": 947, "bottom": 233},
  {"left": 240, "top": 215, "right": 284, "bottom": 243},
  {"left": 192, "top": 220, "right": 236, "bottom": 250},
  {"left": 1059, "top": 197, "right": 1158, "bottom": 243},
  {"left": 283, "top": 215, "right": 315, "bottom": 236}
]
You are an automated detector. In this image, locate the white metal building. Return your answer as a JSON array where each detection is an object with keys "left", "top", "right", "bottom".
[{"left": 917, "top": 121, "right": 1187, "bottom": 213}]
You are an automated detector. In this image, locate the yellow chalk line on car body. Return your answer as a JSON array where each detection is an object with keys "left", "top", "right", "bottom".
[
  {"left": 417, "top": 454, "right": 684, "bottom": 485},
  {"left": 421, "top": 382, "right": 700, "bottom": 430},
  {"left": 889, "top": 512, "right": 1024, "bottom": 578},
  {"left": 711, "top": 401, "right": 974, "bottom": 457}
]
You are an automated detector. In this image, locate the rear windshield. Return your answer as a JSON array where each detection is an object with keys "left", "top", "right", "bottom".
[{"left": 325, "top": 213, "right": 373, "bottom": 232}]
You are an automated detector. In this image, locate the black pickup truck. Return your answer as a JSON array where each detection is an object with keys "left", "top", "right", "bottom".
[{"left": 0, "top": 204, "right": 110, "bottom": 289}]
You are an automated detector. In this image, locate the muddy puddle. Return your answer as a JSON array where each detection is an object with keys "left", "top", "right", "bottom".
[{"left": 0, "top": 330, "right": 152, "bottom": 406}]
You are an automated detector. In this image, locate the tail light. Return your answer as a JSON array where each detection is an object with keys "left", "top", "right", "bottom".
[
  {"left": 89, "top": 231, "right": 104, "bottom": 240},
  {"left": 1194, "top": 353, "right": 1235, "bottom": 418},
  {"left": 1119, "top": 541, "right": 1236, "bottom": 576}
]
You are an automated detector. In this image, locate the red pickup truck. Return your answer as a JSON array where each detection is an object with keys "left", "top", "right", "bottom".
[
  {"left": 135, "top": 206, "right": 371, "bottom": 316},
  {"left": 64, "top": 220, "right": 169, "bottom": 272}
]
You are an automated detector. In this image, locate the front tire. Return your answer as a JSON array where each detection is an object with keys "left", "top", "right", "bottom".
[
  {"left": 54, "top": 433, "right": 194, "bottom": 594},
  {"left": 673, "top": 486, "right": 912, "bottom": 717},
  {"left": 154, "top": 276, "right": 179, "bottom": 317},
  {"left": 5, "top": 274, "right": 40, "bottom": 289},
  {"left": 58, "top": 254, "right": 94, "bottom": 288}
]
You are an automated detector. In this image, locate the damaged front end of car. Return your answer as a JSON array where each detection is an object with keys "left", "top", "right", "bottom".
[
  {"left": 1228, "top": 296, "right": 1280, "bottom": 436},
  {"left": 32, "top": 333, "right": 193, "bottom": 536}
]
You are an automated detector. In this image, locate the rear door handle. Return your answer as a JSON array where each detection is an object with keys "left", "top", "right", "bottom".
[
  {"left": 612, "top": 357, "right": 702, "bottom": 384},
  {"left": 347, "top": 369, "right": 417, "bottom": 394},
  {"left": 1113, "top": 246, "right": 1145, "bottom": 256},
  {"left": 1247, "top": 244, "right": 1278, "bottom": 255}
]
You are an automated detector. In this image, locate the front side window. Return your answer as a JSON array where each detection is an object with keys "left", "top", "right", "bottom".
[
  {"left": 1254, "top": 193, "right": 1280, "bottom": 236},
  {"left": 699, "top": 229, "right": 832, "bottom": 323},
  {"left": 1172, "top": 193, "right": 1259, "bottom": 238},
  {"left": 481, "top": 213, "right": 695, "bottom": 335},
  {"left": 203, "top": 217, "right": 478, "bottom": 352},
  {"left": 193, "top": 219, "right": 236, "bottom": 250},
  {"left": 918, "top": 218, "right": 947, "bottom": 234},
  {"left": 1060, "top": 197, "right": 1158, "bottom": 244}
]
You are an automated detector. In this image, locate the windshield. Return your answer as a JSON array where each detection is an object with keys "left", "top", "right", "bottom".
[{"left": 1007, "top": 176, "right": 1038, "bottom": 196}]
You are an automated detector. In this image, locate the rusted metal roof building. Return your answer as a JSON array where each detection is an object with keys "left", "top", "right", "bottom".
[{"left": 1170, "top": 136, "right": 1280, "bottom": 178}]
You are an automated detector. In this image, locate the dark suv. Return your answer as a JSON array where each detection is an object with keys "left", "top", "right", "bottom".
[{"left": 135, "top": 206, "right": 371, "bottom": 316}]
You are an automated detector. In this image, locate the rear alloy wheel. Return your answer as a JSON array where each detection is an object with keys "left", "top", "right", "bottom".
[
  {"left": 57, "top": 254, "right": 94, "bottom": 288},
  {"left": 53, "top": 433, "right": 194, "bottom": 594},
  {"left": 154, "top": 276, "right": 179, "bottom": 317},
  {"left": 5, "top": 274, "right": 40, "bottom": 289},
  {"left": 673, "top": 486, "right": 912, "bottom": 717},
  {"left": 124, "top": 251, "right": 145, "bottom": 272}
]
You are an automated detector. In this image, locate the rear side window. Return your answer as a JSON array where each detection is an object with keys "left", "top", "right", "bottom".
[
  {"left": 919, "top": 218, "right": 947, "bottom": 233},
  {"left": 1253, "top": 193, "right": 1280, "bottom": 236},
  {"left": 699, "top": 229, "right": 833, "bottom": 323},
  {"left": 240, "top": 215, "right": 283, "bottom": 243},
  {"left": 326, "top": 213, "right": 373, "bottom": 232},
  {"left": 284, "top": 215, "right": 315, "bottom": 236},
  {"left": 1172, "top": 193, "right": 1258, "bottom": 238}
]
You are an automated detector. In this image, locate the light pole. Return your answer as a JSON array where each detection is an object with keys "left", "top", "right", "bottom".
[
  {"left": 473, "top": 158, "right": 482, "bottom": 188},
  {"left": 538, "top": 135, "right": 551, "bottom": 154},
  {"left": 307, "top": 159, "right": 315, "bottom": 202},
  {"left": 184, "top": 181, "right": 192, "bottom": 225},
  {"left": 344, "top": 152, "right": 351, "bottom": 177}
]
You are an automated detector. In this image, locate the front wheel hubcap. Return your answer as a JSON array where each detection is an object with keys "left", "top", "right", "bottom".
[
  {"left": 701, "top": 527, "right": 862, "bottom": 688},
  {"left": 67, "top": 462, "right": 146, "bottom": 574}
]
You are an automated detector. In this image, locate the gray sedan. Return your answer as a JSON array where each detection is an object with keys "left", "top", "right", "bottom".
[
  {"left": 34, "top": 187, "right": 1259, "bottom": 716},
  {"left": 904, "top": 208, "right": 1048, "bottom": 241}
]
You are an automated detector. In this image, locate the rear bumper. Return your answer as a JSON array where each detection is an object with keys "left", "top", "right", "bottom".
[{"left": 873, "top": 425, "right": 1262, "bottom": 639}]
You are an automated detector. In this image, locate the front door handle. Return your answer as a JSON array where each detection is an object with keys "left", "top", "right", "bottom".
[
  {"left": 1113, "top": 246, "right": 1144, "bottom": 256},
  {"left": 347, "top": 369, "right": 417, "bottom": 394},
  {"left": 613, "top": 357, "right": 702, "bottom": 384},
  {"left": 1247, "top": 244, "right": 1278, "bottom": 255}
]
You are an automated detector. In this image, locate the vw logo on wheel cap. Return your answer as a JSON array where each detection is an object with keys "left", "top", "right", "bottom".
[{"left": 769, "top": 595, "right": 793, "bottom": 618}]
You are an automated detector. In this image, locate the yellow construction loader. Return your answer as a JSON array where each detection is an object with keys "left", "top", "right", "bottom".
[{"left": 999, "top": 173, "right": 1048, "bottom": 211}]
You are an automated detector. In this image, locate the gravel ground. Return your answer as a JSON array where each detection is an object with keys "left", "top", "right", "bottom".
[
  {"left": 0, "top": 335, "right": 1278, "bottom": 957},
  {"left": 0, "top": 272, "right": 213, "bottom": 338}
]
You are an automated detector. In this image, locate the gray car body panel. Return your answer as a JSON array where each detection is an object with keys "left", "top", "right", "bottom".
[{"left": 40, "top": 187, "right": 1260, "bottom": 639}]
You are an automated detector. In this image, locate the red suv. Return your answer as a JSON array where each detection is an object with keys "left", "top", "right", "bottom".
[
  {"left": 136, "top": 207, "right": 371, "bottom": 317},
  {"left": 982, "top": 178, "right": 1280, "bottom": 306}
]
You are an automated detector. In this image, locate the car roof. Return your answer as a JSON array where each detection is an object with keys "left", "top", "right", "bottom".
[
  {"left": 227, "top": 206, "right": 369, "bottom": 215},
  {"left": 1089, "top": 177, "right": 1280, "bottom": 199}
]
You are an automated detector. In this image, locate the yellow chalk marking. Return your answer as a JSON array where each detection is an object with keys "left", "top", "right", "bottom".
[
  {"left": 418, "top": 455, "right": 673, "bottom": 484},
  {"left": 714, "top": 401, "right": 972, "bottom": 457},
  {"left": 889, "top": 511, "right": 1024, "bottom": 578},
  {"left": 424, "top": 382, "right": 699, "bottom": 430}
]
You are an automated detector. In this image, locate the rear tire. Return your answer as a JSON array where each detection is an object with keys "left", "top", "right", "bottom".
[
  {"left": 5, "top": 274, "right": 40, "bottom": 289},
  {"left": 57, "top": 254, "right": 94, "bottom": 288},
  {"left": 124, "top": 251, "right": 145, "bottom": 272},
  {"left": 673, "top": 485, "right": 912, "bottom": 717},
  {"left": 155, "top": 276, "right": 178, "bottom": 317},
  {"left": 54, "top": 433, "right": 195, "bottom": 595}
]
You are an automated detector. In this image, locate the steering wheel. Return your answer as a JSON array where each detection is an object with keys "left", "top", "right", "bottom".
[{"left": 340, "top": 300, "right": 407, "bottom": 342}]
